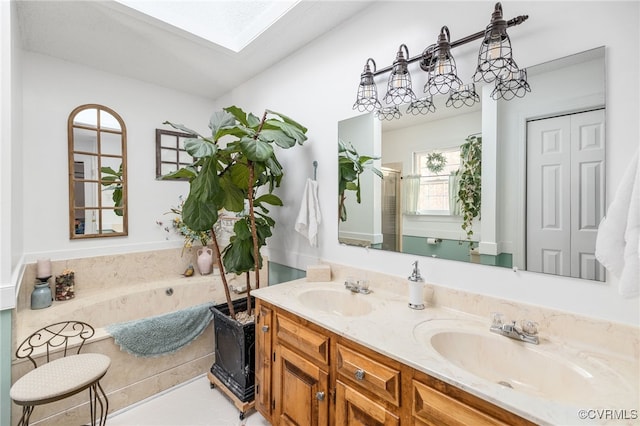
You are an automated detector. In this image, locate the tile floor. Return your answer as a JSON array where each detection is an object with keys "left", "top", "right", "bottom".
[{"left": 107, "top": 375, "right": 270, "bottom": 426}]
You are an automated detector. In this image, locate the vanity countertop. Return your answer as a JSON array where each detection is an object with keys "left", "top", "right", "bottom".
[{"left": 253, "top": 278, "right": 639, "bottom": 426}]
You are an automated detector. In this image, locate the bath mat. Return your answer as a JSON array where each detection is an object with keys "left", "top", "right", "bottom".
[{"left": 107, "top": 302, "right": 214, "bottom": 357}]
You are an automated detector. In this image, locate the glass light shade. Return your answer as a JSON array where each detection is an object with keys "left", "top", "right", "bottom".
[{"left": 383, "top": 44, "right": 417, "bottom": 105}]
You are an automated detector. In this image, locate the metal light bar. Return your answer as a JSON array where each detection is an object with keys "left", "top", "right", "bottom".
[{"left": 372, "top": 15, "right": 529, "bottom": 77}]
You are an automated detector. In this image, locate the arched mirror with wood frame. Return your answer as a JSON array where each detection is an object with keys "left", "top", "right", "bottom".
[{"left": 68, "top": 104, "right": 128, "bottom": 239}]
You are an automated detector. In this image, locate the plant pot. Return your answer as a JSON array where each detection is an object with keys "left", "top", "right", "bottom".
[{"left": 209, "top": 297, "right": 255, "bottom": 403}]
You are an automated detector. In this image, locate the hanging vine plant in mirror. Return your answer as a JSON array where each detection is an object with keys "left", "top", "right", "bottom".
[{"left": 68, "top": 104, "right": 128, "bottom": 239}]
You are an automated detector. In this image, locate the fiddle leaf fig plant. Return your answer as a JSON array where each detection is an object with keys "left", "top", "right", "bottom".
[
  {"left": 338, "top": 139, "right": 383, "bottom": 222},
  {"left": 100, "top": 164, "right": 124, "bottom": 216},
  {"left": 162, "top": 106, "right": 307, "bottom": 318},
  {"left": 456, "top": 135, "right": 482, "bottom": 246}
]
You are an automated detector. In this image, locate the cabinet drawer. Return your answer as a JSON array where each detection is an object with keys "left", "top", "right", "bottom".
[
  {"left": 275, "top": 313, "right": 330, "bottom": 366},
  {"left": 336, "top": 343, "right": 401, "bottom": 407},
  {"left": 412, "top": 379, "right": 508, "bottom": 426}
]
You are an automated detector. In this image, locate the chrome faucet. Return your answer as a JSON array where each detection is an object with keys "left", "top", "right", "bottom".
[
  {"left": 490, "top": 313, "right": 539, "bottom": 345},
  {"left": 344, "top": 278, "right": 371, "bottom": 294}
]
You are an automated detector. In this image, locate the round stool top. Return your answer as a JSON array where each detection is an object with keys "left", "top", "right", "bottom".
[{"left": 10, "top": 353, "right": 111, "bottom": 405}]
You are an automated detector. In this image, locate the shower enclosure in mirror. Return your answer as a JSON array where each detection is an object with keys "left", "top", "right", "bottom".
[
  {"left": 68, "top": 104, "right": 128, "bottom": 239},
  {"left": 338, "top": 47, "right": 605, "bottom": 281}
]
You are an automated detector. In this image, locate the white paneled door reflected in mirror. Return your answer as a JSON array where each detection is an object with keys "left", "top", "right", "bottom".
[
  {"left": 338, "top": 47, "right": 606, "bottom": 282},
  {"left": 68, "top": 104, "right": 128, "bottom": 239}
]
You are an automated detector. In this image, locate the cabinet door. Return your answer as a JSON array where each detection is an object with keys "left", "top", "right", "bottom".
[
  {"left": 412, "top": 379, "right": 507, "bottom": 426},
  {"left": 274, "top": 345, "right": 329, "bottom": 426},
  {"left": 255, "top": 301, "right": 273, "bottom": 420},
  {"left": 335, "top": 380, "right": 400, "bottom": 426}
]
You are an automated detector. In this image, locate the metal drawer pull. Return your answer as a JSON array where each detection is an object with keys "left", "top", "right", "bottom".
[
  {"left": 316, "top": 391, "right": 325, "bottom": 401},
  {"left": 354, "top": 369, "right": 365, "bottom": 381},
  {"left": 262, "top": 325, "right": 269, "bottom": 332}
]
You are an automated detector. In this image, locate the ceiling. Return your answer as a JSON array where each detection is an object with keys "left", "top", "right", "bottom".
[{"left": 15, "top": 0, "right": 373, "bottom": 100}]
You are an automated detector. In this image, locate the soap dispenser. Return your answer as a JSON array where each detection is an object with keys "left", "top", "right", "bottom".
[{"left": 408, "top": 260, "right": 425, "bottom": 310}]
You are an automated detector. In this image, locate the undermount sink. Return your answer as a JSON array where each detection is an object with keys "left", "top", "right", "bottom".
[
  {"left": 413, "top": 320, "right": 629, "bottom": 405},
  {"left": 297, "top": 287, "right": 373, "bottom": 317}
]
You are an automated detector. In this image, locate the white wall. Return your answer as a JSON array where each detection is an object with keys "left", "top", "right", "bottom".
[
  {"left": 213, "top": 1, "right": 639, "bottom": 325},
  {"left": 20, "top": 53, "right": 215, "bottom": 261}
]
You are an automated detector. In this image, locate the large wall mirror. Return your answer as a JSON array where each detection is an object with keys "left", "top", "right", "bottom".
[
  {"left": 68, "top": 104, "right": 128, "bottom": 239},
  {"left": 338, "top": 47, "right": 605, "bottom": 282}
]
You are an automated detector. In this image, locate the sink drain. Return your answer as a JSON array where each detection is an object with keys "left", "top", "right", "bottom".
[{"left": 497, "top": 381, "right": 513, "bottom": 389}]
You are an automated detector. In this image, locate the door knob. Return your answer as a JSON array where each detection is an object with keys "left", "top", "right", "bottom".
[
  {"left": 261, "top": 325, "right": 269, "bottom": 332},
  {"left": 354, "top": 369, "right": 365, "bottom": 381},
  {"left": 316, "top": 391, "right": 325, "bottom": 401}
]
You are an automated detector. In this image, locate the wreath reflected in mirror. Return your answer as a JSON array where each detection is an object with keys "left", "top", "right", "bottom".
[{"left": 425, "top": 151, "right": 447, "bottom": 174}]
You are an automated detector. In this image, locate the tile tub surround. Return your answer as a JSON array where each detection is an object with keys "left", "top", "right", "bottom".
[
  {"left": 252, "top": 263, "right": 639, "bottom": 426},
  {"left": 11, "top": 248, "right": 269, "bottom": 425}
]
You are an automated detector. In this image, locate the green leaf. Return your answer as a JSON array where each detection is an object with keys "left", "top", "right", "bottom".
[
  {"left": 264, "top": 155, "right": 283, "bottom": 178},
  {"left": 182, "top": 158, "right": 221, "bottom": 231},
  {"left": 222, "top": 238, "right": 256, "bottom": 274},
  {"left": 259, "top": 129, "right": 296, "bottom": 149},
  {"left": 184, "top": 138, "right": 217, "bottom": 158},
  {"left": 208, "top": 110, "right": 236, "bottom": 139},
  {"left": 163, "top": 121, "right": 203, "bottom": 138},
  {"left": 160, "top": 167, "right": 198, "bottom": 181},
  {"left": 240, "top": 137, "right": 274, "bottom": 162},
  {"left": 255, "top": 194, "right": 283, "bottom": 207},
  {"left": 228, "top": 162, "right": 250, "bottom": 191},
  {"left": 223, "top": 106, "right": 249, "bottom": 126},
  {"left": 265, "top": 110, "right": 308, "bottom": 134},
  {"left": 265, "top": 119, "right": 308, "bottom": 146},
  {"left": 219, "top": 173, "right": 245, "bottom": 212},
  {"left": 100, "top": 166, "right": 120, "bottom": 176}
]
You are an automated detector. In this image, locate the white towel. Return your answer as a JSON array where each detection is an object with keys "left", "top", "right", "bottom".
[
  {"left": 595, "top": 150, "right": 640, "bottom": 297},
  {"left": 295, "top": 178, "right": 321, "bottom": 247}
]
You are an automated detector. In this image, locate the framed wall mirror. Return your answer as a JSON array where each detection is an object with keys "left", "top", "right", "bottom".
[
  {"left": 68, "top": 104, "right": 128, "bottom": 239},
  {"left": 338, "top": 47, "right": 605, "bottom": 282}
]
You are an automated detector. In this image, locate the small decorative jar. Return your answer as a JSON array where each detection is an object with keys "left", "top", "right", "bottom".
[
  {"left": 197, "top": 247, "right": 214, "bottom": 275},
  {"left": 55, "top": 269, "right": 76, "bottom": 300},
  {"left": 31, "top": 281, "right": 52, "bottom": 309}
]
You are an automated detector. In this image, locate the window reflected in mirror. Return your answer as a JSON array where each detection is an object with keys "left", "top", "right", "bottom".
[{"left": 68, "top": 104, "right": 127, "bottom": 239}]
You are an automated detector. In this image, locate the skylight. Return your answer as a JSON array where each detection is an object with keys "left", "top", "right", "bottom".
[{"left": 115, "top": 0, "right": 300, "bottom": 52}]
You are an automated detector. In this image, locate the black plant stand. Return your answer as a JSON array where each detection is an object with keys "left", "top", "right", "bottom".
[{"left": 208, "top": 297, "right": 255, "bottom": 420}]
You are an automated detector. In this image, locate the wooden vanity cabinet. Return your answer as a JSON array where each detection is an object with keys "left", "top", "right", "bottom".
[
  {"left": 255, "top": 299, "right": 536, "bottom": 426},
  {"left": 258, "top": 300, "right": 331, "bottom": 425},
  {"left": 410, "top": 370, "right": 536, "bottom": 426},
  {"left": 255, "top": 302, "right": 273, "bottom": 417},
  {"left": 335, "top": 339, "right": 404, "bottom": 425}
]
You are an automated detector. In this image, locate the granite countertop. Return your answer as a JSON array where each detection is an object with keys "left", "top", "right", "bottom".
[{"left": 253, "top": 279, "right": 639, "bottom": 426}]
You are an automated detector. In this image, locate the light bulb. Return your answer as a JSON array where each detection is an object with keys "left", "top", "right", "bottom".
[{"left": 488, "top": 37, "right": 502, "bottom": 60}]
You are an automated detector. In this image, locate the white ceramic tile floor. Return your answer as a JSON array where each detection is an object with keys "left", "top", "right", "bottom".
[{"left": 107, "top": 375, "right": 270, "bottom": 426}]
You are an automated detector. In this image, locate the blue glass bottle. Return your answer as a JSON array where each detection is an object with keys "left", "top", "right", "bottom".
[{"left": 31, "top": 281, "right": 52, "bottom": 309}]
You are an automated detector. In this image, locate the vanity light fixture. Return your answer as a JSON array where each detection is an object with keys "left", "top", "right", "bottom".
[
  {"left": 353, "top": 58, "right": 382, "bottom": 112},
  {"left": 376, "top": 106, "right": 402, "bottom": 121},
  {"left": 490, "top": 68, "right": 531, "bottom": 100},
  {"left": 474, "top": 2, "right": 520, "bottom": 84},
  {"left": 424, "top": 27, "right": 464, "bottom": 96},
  {"left": 407, "top": 96, "right": 437, "bottom": 115},
  {"left": 383, "top": 44, "right": 417, "bottom": 105},
  {"left": 446, "top": 83, "right": 481, "bottom": 108},
  {"left": 352, "top": 2, "right": 529, "bottom": 121}
]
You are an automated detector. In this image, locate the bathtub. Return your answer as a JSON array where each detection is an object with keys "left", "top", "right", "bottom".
[{"left": 12, "top": 249, "right": 265, "bottom": 425}]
